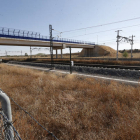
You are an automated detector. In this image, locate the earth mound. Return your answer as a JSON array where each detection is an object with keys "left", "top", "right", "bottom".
[{"left": 79, "top": 45, "right": 121, "bottom": 57}]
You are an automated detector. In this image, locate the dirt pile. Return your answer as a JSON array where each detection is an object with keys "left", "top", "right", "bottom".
[
  {"left": 97, "top": 45, "right": 121, "bottom": 57},
  {"left": 79, "top": 45, "right": 121, "bottom": 57}
]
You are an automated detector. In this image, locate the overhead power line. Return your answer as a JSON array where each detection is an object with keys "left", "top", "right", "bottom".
[
  {"left": 98, "top": 39, "right": 116, "bottom": 43},
  {"left": 66, "top": 23, "right": 140, "bottom": 38},
  {"left": 62, "top": 17, "right": 140, "bottom": 33}
]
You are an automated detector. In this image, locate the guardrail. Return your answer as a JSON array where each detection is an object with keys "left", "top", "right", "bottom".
[{"left": 0, "top": 27, "right": 95, "bottom": 45}]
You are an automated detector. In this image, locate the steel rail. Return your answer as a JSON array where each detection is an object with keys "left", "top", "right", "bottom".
[
  {"left": 33, "top": 61, "right": 140, "bottom": 70},
  {"left": 7, "top": 61, "right": 140, "bottom": 71}
]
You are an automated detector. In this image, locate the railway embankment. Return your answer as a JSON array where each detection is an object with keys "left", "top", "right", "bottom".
[{"left": 8, "top": 61, "right": 140, "bottom": 80}]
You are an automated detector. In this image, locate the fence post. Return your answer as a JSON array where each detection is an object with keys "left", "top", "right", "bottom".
[{"left": 0, "top": 89, "right": 14, "bottom": 140}]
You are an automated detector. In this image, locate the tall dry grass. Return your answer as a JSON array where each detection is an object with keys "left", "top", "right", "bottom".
[
  {"left": 33, "top": 58, "right": 140, "bottom": 66},
  {"left": 3, "top": 57, "right": 140, "bottom": 66},
  {"left": 0, "top": 64, "right": 140, "bottom": 139},
  {"left": 2, "top": 54, "right": 140, "bottom": 66}
]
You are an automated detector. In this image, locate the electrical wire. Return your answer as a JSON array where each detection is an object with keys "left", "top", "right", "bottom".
[
  {"left": 7, "top": 95, "right": 59, "bottom": 140},
  {"left": 99, "top": 41, "right": 116, "bottom": 44},
  {"left": 62, "top": 16, "right": 140, "bottom": 33},
  {"left": 123, "top": 29, "right": 140, "bottom": 33},
  {"left": 98, "top": 39, "right": 116, "bottom": 44},
  {"left": 66, "top": 23, "right": 140, "bottom": 38}
]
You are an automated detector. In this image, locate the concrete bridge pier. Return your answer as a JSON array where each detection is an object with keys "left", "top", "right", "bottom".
[
  {"left": 61, "top": 49, "right": 63, "bottom": 58},
  {"left": 55, "top": 49, "right": 63, "bottom": 58},
  {"left": 56, "top": 49, "right": 58, "bottom": 58}
]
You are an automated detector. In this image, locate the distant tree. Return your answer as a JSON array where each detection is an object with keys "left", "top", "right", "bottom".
[
  {"left": 25, "top": 53, "right": 28, "bottom": 56},
  {"left": 134, "top": 49, "right": 138, "bottom": 52},
  {"left": 123, "top": 51, "right": 128, "bottom": 58}
]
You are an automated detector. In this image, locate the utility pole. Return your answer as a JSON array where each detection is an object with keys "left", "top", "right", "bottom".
[
  {"left": 49, "top": 24, "right": 54, "bottom": 69},
  {"left": 130, "top": 35, "right": 135, "bottom": 59},
  {"left": 69, "top": 46, "right": 72, "bottom": 74},
  {"left": 5, "top": 51, "right": 7, "bottom": 57},
  {"left": 30, "top": 46, "right": 32, "bottom": 58},
  {"left": 115, "top": 30, "right": 122, "bottom": 60}
]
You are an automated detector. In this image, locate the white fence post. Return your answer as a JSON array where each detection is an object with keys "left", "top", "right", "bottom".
[{"left": 0, "top": 89, "right": 14, "bottom": 140}]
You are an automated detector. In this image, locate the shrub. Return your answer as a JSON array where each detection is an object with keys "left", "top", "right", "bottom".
[
  {"left": 123, "top": 51, "right": 128, "bottom": 57},
  {"left": 25, "top": 53, "right": 28, "bottom": 56}
]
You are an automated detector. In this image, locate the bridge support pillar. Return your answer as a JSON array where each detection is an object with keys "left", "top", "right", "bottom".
[
  {"left": 61, "top": 49, "right": 63, "bottom": 58},
  {"left": 56, "top": 49, "right": 58, "bottom": 58},
  {"left": 30, "top": 46, "right": 32, "bottom": 58}
]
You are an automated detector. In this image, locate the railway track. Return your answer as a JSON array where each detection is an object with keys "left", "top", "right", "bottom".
[
  {"left": 6, "top": 61, "right": 140, "bottom": 80},
  {"left": 2, "top": 59, "right": 140, "bottom": 70},
  {"left": 35, "top": 61, "right": 140, "bottom": 71},
  {"left": 32, "top": 57, "right": 140, "bottom": 61}
]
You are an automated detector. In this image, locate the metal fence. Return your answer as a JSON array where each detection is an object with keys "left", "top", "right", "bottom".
[
  {"left": 0, "top": 89, "right": 22, "bottom": 140},
  {"left": 0, "top": 109, "right": 21, "bottom": 140},
  {"left": 0, "top": 27, "right": 95, "bottom": 45},
  {"left": 0, "top": 89, "right": 59, "bottom": 140}
]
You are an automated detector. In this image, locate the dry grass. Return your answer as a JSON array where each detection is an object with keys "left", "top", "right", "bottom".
[
  {"left": 0, "top": 64, "right": 140, "bottom": 139},
  {"left": 1, "top": 49, "right": 140, "bottom": 59},
  {"left": 96, "top": 45, "right": 120, "bottom": 57},
  {"left": 127, "top": 53, "right": 140, "bottom": 58},
  {"left": 26, "top": 58, "right": 140, "bottom": 66},
  {"left": 2, "top": 56, "right": 140, "bottom": 66},
  {"left": 53, "top": 52, "right": 140, "bottom": 58},
  {"left": 71, "top": 59, "right": 140, "bottom": 66}
]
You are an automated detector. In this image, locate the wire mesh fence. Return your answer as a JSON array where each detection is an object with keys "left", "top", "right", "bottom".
[
  {"left": 0, "top": 109, "right": 22, "bottom": 140},
  {"left": 0, "top": 88, "right": 59, "bottom": 140}
]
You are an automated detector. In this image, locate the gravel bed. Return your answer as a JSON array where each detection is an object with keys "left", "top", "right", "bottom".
[{"left": 8, "top": 61, "right": 140, "bottom": 80}]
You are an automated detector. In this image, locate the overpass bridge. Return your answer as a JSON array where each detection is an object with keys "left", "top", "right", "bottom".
[{"left": 0, "top": 27, "right": 95, "bottom": 58}]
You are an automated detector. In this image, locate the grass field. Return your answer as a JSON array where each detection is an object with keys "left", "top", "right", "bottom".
[
  {"left": 0, "top": 64, "right": 140, "bottom": 139},
  {"left": 1, "top": 51, "right": 140, "bottom": 59},
  {"left": 2, "top": 57, "right": 140, "bottom": 66},
  {"left": 33, "top": 59, "right": 140, "bottom": 66},
  {"left": 3, "top": 57, "right": 140, "bottom": 66}
]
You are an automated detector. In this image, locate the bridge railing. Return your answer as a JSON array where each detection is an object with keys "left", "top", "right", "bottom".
[
  {"left": 0, "top": 27, "right": 95, "bottom": 45},
  {"left": 0, "top": 27, "right": 40, "bottom": 38}
]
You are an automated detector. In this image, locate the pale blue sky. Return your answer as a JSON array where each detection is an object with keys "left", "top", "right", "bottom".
[{"left": 0, "top": 0, "right": 140, "bottom": 55}]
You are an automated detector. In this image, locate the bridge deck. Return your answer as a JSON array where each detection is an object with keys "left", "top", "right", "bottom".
[{"left": 0, "top": 27, "right": 95, "bottom": 48}]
